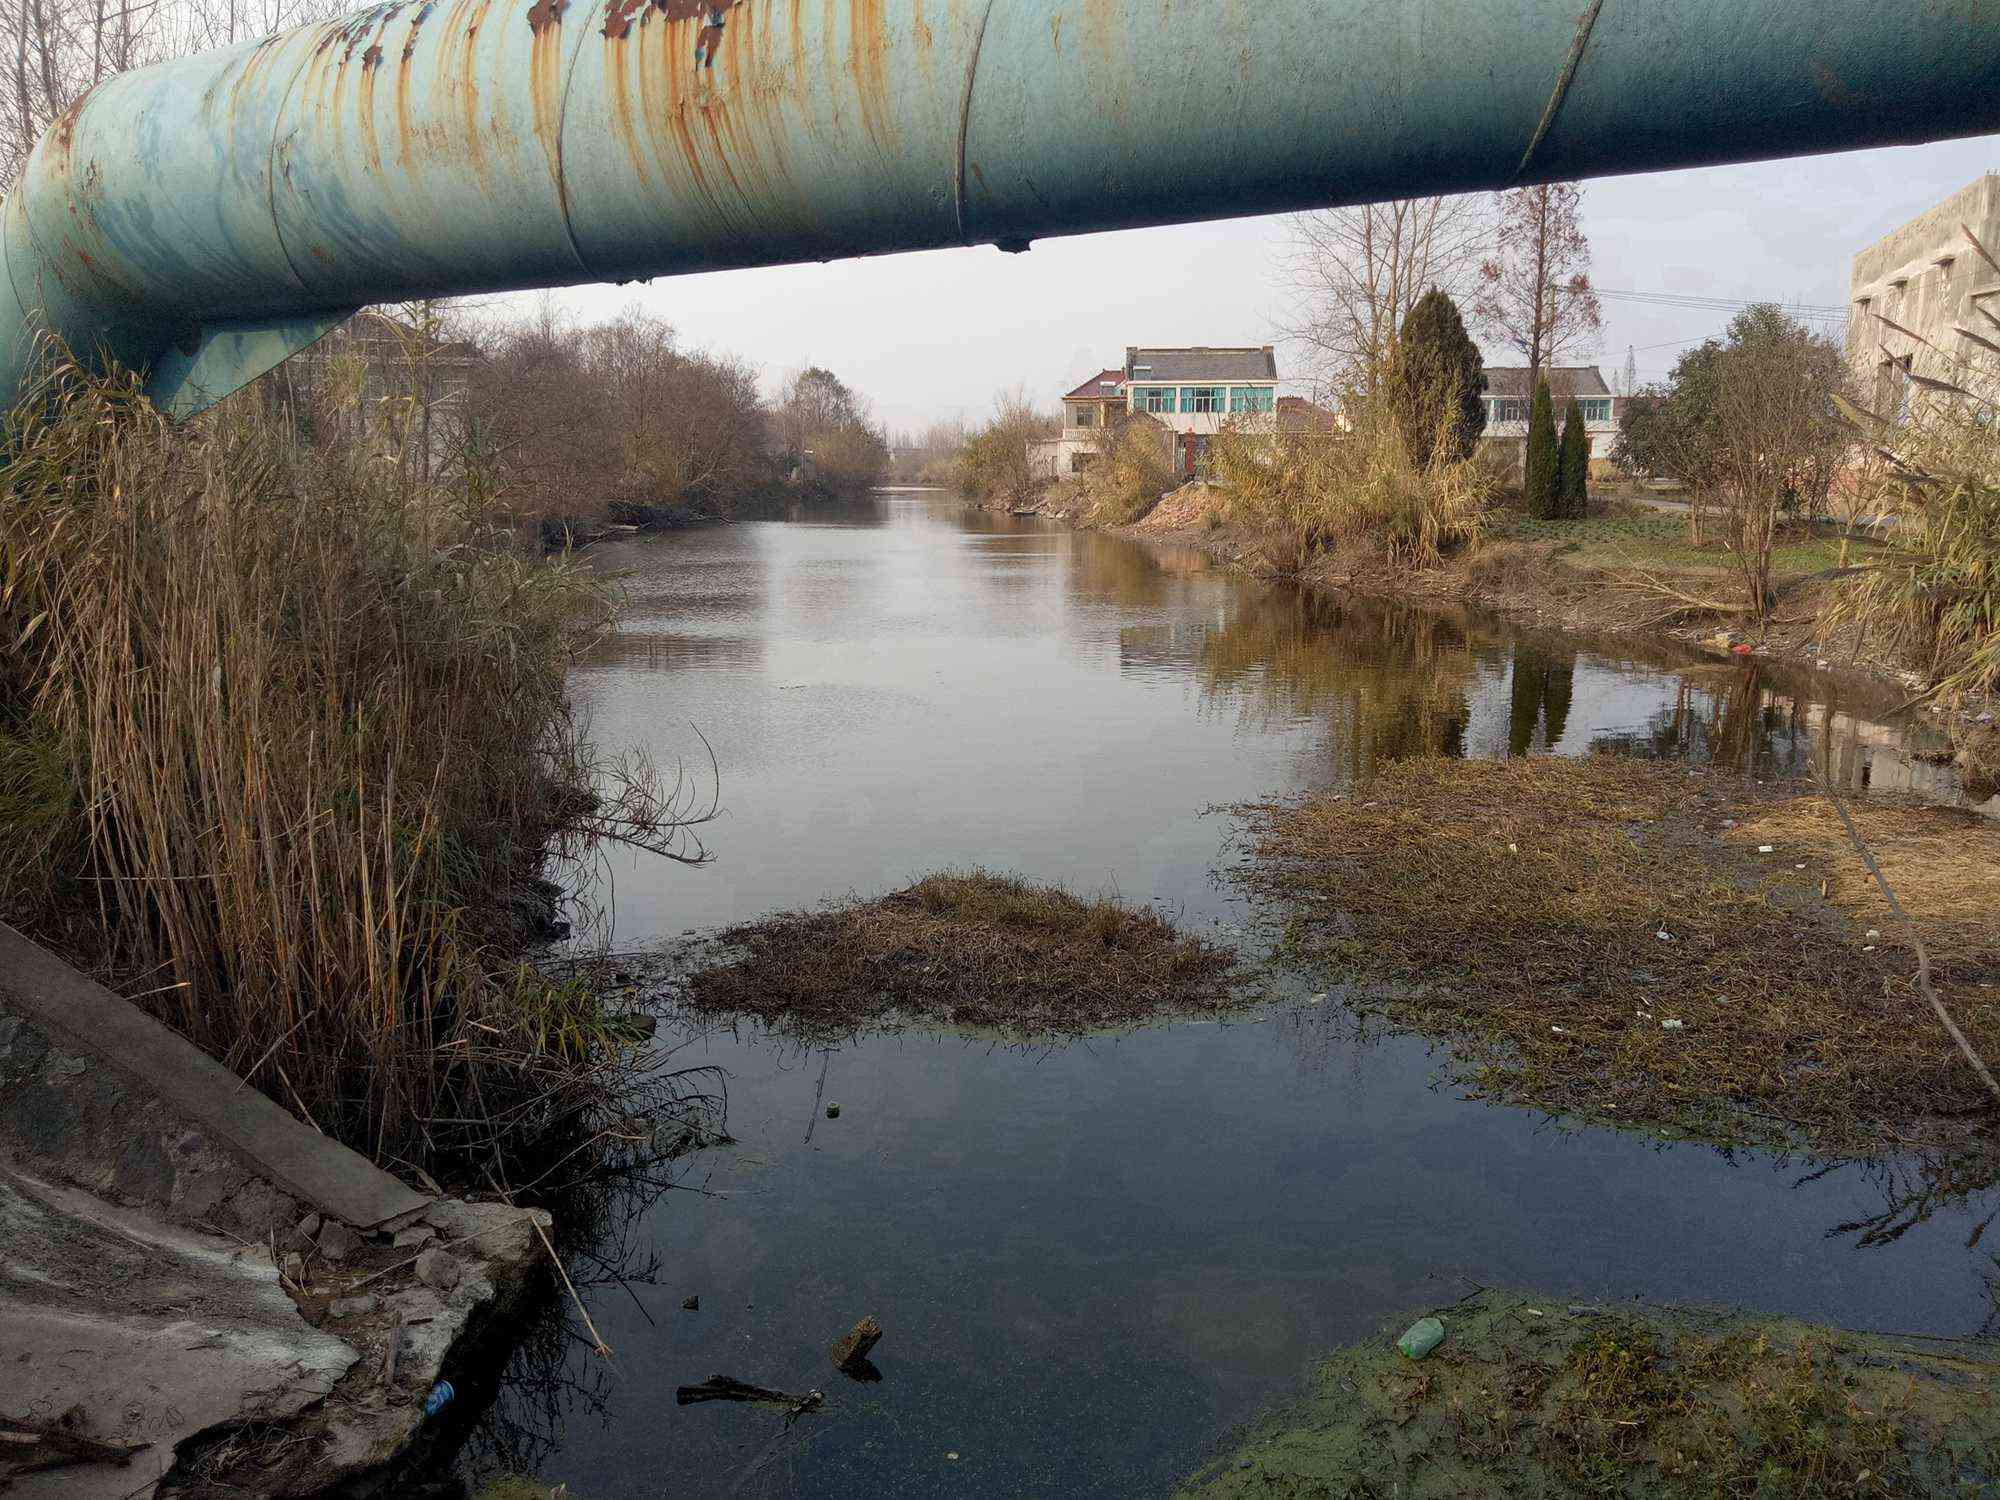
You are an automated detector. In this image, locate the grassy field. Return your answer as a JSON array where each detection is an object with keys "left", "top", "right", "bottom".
[{"left": 1495, "top": 513, "right": 1855, "bottom": 578}]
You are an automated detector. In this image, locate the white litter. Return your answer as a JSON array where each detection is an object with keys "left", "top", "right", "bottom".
[
  {"left": 1661, "top": 1019, "right": 1685, "bottom": 1031},
  {"left": 1758, "top": 845, "right": 1775, "bottom": 854},
  {"left": 1655, "top": 929, "right": 1675, "bottom": 942}
]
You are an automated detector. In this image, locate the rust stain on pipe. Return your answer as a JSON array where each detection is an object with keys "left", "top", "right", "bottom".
[{"left": 847, "top": 0, "right": 891, "bottom": 150}]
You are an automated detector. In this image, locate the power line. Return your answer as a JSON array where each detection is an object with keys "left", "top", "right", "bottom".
[{"left": 1595, "top": 287, "right": 1848, "bottom": 326}]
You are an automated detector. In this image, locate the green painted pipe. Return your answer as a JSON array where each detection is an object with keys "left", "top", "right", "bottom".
[{"left": 2, "top": 0, "right": 1995, "bottom": 415}]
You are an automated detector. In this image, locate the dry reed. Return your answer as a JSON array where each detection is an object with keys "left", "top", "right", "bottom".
[
  {"left": 0, "top": 356, "right": 710, "bottom": 1167},
  {"left": 1210, "top": 390, "right": 1488, "bottom": 573}
]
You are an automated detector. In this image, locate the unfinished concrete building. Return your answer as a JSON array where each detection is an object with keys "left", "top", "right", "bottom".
[{"left": 1848, "top": 172, "right": 2000, "bottom": 415}]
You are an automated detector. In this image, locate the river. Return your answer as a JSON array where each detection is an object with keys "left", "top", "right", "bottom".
[{"left": 469, "top": 492, "right": 1995, "bottom": 1498}]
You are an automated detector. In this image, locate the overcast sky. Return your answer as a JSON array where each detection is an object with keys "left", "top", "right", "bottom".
[{"left": 526, "top": 134, "right": 1998, "bottom": 439}]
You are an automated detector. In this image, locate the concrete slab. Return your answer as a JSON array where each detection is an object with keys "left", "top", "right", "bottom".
[
  {"left": 0, "top": 1166, "right": 357, "bottom": 1499},
  {"left": 0, "top": 923, "right": 428, "bottom": 1229}
]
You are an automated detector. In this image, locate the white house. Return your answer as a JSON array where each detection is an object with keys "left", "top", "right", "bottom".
[
  {"left": 1121, "top": 346, "right": 1280, "bottom": 477},
  {"left": 1032, "top": 346, "right": 1281, "bottom": 481},
  {"left": 1479, "top": 366, "right": 1622, "bottom": 460}
]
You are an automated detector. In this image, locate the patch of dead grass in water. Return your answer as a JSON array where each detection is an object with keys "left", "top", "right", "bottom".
[
  {"left": 1236, "top": 755, "right": 2000, "bottom": 1154},
  {"left": 678, "top": 869, "right": 1244, "bottom": 1041}
]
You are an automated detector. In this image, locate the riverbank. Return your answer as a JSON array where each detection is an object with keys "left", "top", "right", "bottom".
[
  {"left": 1000, "top": 482, "right": 1999, "bottom": 752},
  {"left": 1177, "top": 1289, "right": 2000, "bottom": 1498}
]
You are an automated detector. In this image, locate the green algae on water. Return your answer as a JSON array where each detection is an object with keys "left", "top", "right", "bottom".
[{"left": 1176, "top": 1291, "right": 2000, "bottom": 1499}]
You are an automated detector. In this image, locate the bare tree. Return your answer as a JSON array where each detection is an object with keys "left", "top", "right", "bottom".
[
  {"left": 0, "top": 0, "right": 350, "bottom": 191},
  {"left": 1707, "top": 317, "right": 1850, "bottom": 617},
  {"left": 1271, "top": 196, "right": 1488, "bottom": 401},
  {"left": 1473, "top": 183, "right": 1603, "bottom": 390}
]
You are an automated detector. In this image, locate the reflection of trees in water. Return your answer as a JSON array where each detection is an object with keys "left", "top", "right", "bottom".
[
  {"left": 1506, "top": 645, "right": 1576, "bottom": 756},
  {"left": 1066, "top": 529, "right": 1219, "bottom": 613},
  {"left": 1586, "top": 667, "right": 1789, "bottom": 771},
  {"left": 1196, "top": 588, "right": 1479, "bottom": 777},
  {"left": 1817, "top": 1144, "right": 2000, "bottom": 1253}
]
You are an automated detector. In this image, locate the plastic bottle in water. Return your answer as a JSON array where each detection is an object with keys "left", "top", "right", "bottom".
[{"left": 424, "top": 1380, "right": 455, "bottom": 1418}]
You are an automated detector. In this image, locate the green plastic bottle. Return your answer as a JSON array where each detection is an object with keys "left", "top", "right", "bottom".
[{"left": 1397, "top": 1317, "right": 1446, "bottom": 1360}]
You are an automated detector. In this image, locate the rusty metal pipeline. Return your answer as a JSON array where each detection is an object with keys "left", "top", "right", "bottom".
[{"left": 2, "top": 0, "right": 1998, "bottom": 414}]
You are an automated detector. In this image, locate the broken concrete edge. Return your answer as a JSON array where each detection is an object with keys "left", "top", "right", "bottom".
[
  {"left": 165, "top": 1197, "right": 556, "bottom": 1496},
  {"left": 0, "top": 920, "right": 429, "bottom": 1228},
  {"left": 0, "top": 923, "right": 556, "bottom": 1495}
]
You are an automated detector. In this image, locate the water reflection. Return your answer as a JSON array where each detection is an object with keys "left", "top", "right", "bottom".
[{"left": 1508, "top": 645, "right": 1575, "bottom": 756}]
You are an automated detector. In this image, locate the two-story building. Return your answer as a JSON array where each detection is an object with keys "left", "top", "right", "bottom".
[
  {"left": 1121, "top": 346, "right": 1280, "bottom": 477},
  {"left": 1028, "top": 368, "right": 1129, "bottom": 479},
  {"left": 1032, "top": 346, "right": 1282, "bottom": 481},
  {"left": 1478, "top": 366, "right": 1622, "bottom": 464}
]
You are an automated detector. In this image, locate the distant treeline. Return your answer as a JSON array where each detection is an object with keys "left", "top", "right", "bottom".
[{"left": 265, "top": 301, "right": 889, "bottom": 531}]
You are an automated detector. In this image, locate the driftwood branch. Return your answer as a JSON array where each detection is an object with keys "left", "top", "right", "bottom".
[
  {"left": 676, "top": 1376, "right": 823, "bottom": 1414},
  {"left": 0, "top": 1416, "right": 146, "bottom": 1479}
]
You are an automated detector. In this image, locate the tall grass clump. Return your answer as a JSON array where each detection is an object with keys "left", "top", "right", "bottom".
[
  {"left": 1212, "top": 384, "right": 1489, "bottom": 573},
  {"left": 950, "top": 392, "right": 1057, "bottom": 507},
  {"left": 0, "top": 355, "right": 709, "bottom": 1168},
  {"left": 1079, "top": 416, "right": 1178, "bottom": 525}
]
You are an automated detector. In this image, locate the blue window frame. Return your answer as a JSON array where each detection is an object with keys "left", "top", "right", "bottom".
[
  {"left": 1182, "top": 386, "right": 1226, "bottom": 413},
  {"left": 1229, "top": 386, "right": 1275, "bottom": 413},
  {"left": 1580, "top": 398, "right": 1612, "bottom": 423},
  {"left": 1135, "top": 386, "right": 1175, "bottom": 414},
  {"left": 1491, "top": 398, "right": 1529, "bottom": 424}
]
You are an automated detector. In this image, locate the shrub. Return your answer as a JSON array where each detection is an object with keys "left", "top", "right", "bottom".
[
  {"left": 1388, "top": 289, "right": 1485, "bottom": 467},
  {"left": 951, "top": 393, "right": 1056, "bottom": 506},
  {"left": 1525, "top": 379, "right": 1560, "bottom": 519},
  {"left": 1559, "top": 397, "right": 1590, "bottom": 517},
  {"left": 1079, "top": 416, "right": 1177, "bottom": 525},
  {"left": 1211, "top": 393, "right": 1489, "bottom": 572},
  {"left": 1829, "top": 359, "right": 2000, "bottom": 700}
]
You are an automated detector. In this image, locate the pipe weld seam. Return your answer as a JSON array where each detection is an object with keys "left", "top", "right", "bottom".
[
  {"left": 1514, "top": 0, "right": 1605, "bottom": 184},
  {"left": 954, "top": 0, "right": 998, "bottom": 244}
]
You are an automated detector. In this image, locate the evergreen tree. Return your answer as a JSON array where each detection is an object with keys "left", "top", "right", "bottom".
[
  {"left": 1388, "top": 288, "right": 1486, "bottom": 467},
  {"left": 1525, "top": 379, "right": 1559, "bottom": 519},
  {"left": 1559, "top": 397, "right": 1590, "bottom": 517}
]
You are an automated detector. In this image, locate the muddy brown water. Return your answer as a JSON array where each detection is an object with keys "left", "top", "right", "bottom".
[{"left": 466, "top": 492, "right": 1996, "bottom": 1498}]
